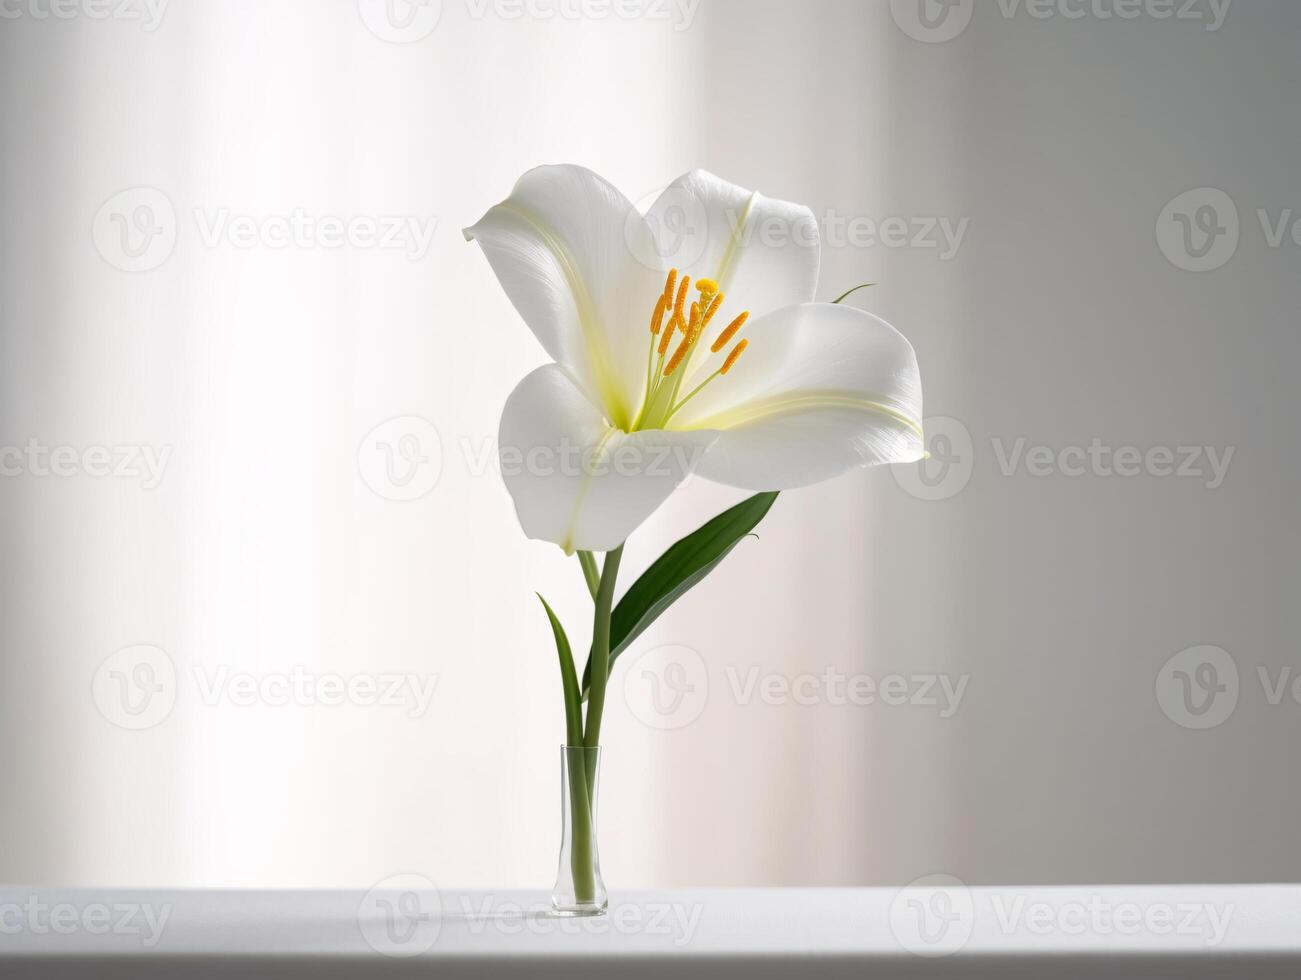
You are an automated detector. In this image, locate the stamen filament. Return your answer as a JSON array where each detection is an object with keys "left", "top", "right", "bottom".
[
  {"left": 664, "top": 335, "right": 749, "bottom": 423},
  {"left": 663, "top": 368, "right": 721, "bottom": 423},
  {"left": 637, "top": 268, "right": 684, "bottom": 431}
]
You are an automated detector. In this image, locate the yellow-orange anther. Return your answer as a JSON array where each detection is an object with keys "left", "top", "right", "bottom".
[
  {"left": 701, "top": 292, "right": 724, "bottom": 327},
  {"left": 672, "top": 275, "right": 691, "bottom": 322},
  {"left": 710, "top": 311, "right": 748, "bottom": 353},
  {"left": 662, "top": 268, "right": 677, "bottom": 307},
  {"left": 649, "top": 293, "right": 667, "bottom": 335},
  {"left": 720, "top": 338, "right": 749, "bottom": 375},
  {"left": 663, "top": 335, "right": 692, "bottom": 377},
  {"left": 665, "top": 304, "right": 706, "bottom": 377},
  {"left": 695, "top": 278, "right": 719, "bottom": 295},
  {"left": 658, "top": 313, "right": 681, "bottom": 355}
]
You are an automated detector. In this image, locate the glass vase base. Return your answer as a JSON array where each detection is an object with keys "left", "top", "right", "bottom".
[
  {"left": 552, "top": 745, "right": 607, "bottom": 920},
  {"left": 549, "top": 901, "right": 607, "bottom": 918}
]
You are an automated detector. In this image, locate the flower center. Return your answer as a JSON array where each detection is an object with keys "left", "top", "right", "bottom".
[{"left": 629, "top": 268, "right": 750, "bottom": 431}]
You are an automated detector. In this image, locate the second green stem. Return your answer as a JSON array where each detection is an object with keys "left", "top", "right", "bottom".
[
  {"left": 583, "top": 544, "right": 623, "bottom": 752},
  {"left": 568, "top": 543, "right": 623, "bottom": 906}
]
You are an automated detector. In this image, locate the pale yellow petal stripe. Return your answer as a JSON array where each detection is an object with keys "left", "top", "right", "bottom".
[
  {"left": 683, "top": 391, "right": 924, "bottom": 440},
  {"left": 494, "top": 201, "right": 631, "bottom": 429}
]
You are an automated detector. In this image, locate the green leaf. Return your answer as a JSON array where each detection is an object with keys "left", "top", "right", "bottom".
[
  {"left": 537, "top": 593, "right": 584, "bottom": 746},
  {"left": 580, "top": 491, "right": 779, "bottom": 698}
]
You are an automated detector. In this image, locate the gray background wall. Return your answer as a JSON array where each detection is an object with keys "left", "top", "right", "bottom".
[{"left": 0, "top": 0, "right": 1296, "bottom": 887}]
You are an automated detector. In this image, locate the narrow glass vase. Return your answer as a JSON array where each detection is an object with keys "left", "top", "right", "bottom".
[{"left": 552, "top": 745, "right": 607, "bottom": 916}]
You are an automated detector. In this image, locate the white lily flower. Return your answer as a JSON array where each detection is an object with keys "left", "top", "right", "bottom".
[{"left": 465, "top": 165, "right": 924, "bottom": 553}]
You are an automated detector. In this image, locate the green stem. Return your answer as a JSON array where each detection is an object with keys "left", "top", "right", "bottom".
[
  {"left": 577, "top": 551, "right": 600, "bottom": 600},
  {"left": 565, "top": 745, "right": 597, "bottom": 905},
  {"left": 565, "top": 544, "right": 623, "bottom": 906},
  {"left": 582, "top": 544, "right": 624, "bottom": 752}
]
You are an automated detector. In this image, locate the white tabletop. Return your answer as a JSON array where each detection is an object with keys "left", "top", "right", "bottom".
[{"left": 1, "top": 884, "right": 1299, "bottom": 977}]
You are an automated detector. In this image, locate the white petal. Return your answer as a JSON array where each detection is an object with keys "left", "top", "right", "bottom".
[
  {"left": 499, "top": 365, "right": 718, "bottom": 553},
  {"left": 671, "top": 303, "right": 923, "bottom": 491},
  {"left": 465, "top": 165, "right": 664, "bottom": 430},
  {"left": 645, "top": 170, "right": 820, "bottom": 320}
]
